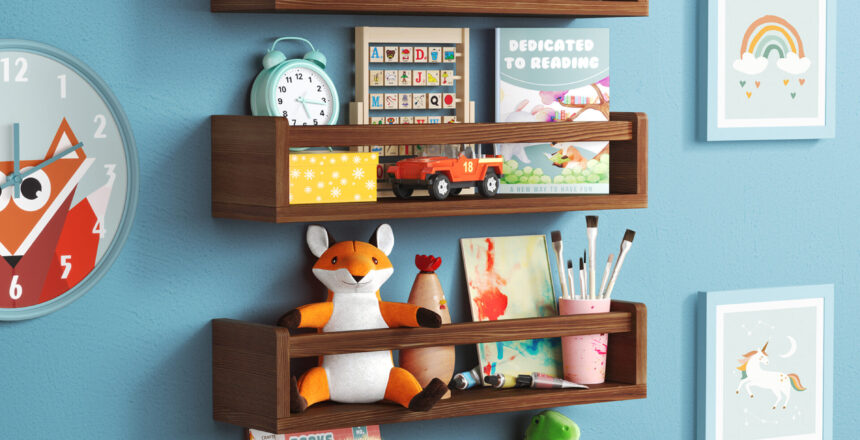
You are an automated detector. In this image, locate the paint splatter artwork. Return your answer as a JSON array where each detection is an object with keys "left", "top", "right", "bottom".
[{"left": 460, "top": 235, "right": 562, "bottom": 381}]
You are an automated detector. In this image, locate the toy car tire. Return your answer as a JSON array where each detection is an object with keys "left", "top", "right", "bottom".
[
  {"left": 429, "top": 174, "right": 451, "bottom": 200},
  {"left": 479, "top": 171, "right": 500, "bottom": 197},
  {"left": 393, "top": 184, "right": 413, "bottom": 199}
]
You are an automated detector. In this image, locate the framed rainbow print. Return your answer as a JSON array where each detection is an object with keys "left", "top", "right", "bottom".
[
  {"left": 706, "top": 0, "right": 836, "bottom": 140},
  {"left": 697, "top": 285, "right": 834, "bottom": 440}
]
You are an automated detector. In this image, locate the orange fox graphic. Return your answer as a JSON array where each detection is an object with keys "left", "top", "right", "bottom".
[
  {"left": 0, "top": 119, "right": 113, "bottom": 308},
  {"left": 277, "top": 224, "right": 448, "bottom": 412}
]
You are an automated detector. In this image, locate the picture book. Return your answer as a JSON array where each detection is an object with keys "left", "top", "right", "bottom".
[
  {"left": 460, "top": 235, "right": 562, "bottom": 383},
  {"left": 248, "top": 426, "right": 382, "bottom": 440},
  {"left": 495, "top": 28, "right": 610, "bottom": 194}
]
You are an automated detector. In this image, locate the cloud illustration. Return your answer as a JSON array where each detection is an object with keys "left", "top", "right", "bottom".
[
  {"left": 776, "top": 52, "right": 812, "bottom": 75},
  {"left": 732, "top": 53, "right": 769, "bottom": 75}
]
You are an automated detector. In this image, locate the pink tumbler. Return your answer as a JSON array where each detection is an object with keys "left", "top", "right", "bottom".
[{"left": 558, "top": 298, "right": 611, "bottom": 385}]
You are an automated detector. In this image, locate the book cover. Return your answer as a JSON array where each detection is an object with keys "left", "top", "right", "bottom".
[
  {"left": 460, "top": 235, "right": 562, "bottom": 382},
  {"left": 248, "top": 426, "right": 382, "bottom": 440},
  {"left": 495, "top": 28, "right": 610, "bottom": 194}
]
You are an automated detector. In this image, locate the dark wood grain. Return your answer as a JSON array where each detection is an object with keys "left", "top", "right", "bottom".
[
  {"left": 212, "top": 301, "right": 647, "bottom": 433},
  {"left": 274, "top": 383, "right": 647, "bottom": 433},
  {"left": 284, "top": 312, "right": 631, "bottom": 357},
  {"left": 211, "top": 113, "right": 648, "bottom": 223},
  {"left": 211, "top": 0, "right": 648, "bottom": 17}
]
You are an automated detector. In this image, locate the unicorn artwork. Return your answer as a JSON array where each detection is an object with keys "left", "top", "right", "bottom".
[{"left": 735, "top": 342, "right": 807, "bottom": 410}]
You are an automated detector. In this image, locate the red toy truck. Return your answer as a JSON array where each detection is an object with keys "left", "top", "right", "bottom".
[{"left": 387, "top": 147, "right": 504, "bottom": 200}]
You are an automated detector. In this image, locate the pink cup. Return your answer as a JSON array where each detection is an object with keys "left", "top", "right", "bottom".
[{"left": 558, "top": 298, "right": 611, "bottom": 385}]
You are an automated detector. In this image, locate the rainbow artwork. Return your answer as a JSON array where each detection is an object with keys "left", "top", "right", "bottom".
[
  {"left": 733, "top": 15, "right": 811, "bottom": 76},
  {"left": 460, "top": 235, "right": 562, "bottom": 381}
]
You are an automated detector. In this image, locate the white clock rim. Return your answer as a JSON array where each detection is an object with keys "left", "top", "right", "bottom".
[
  {"left": 264, "top": 60, "right": 340, "bottom": 125},
  {"left": 0, "top": 39, "right": 139, "bottom": 321},
  {"left": 274, "top": 66, "right": 335, "bottom": 125}
]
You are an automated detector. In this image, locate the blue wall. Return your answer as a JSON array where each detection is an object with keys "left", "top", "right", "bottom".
[{"left": 1, "top": 1, "right": 856, "bottom": 438}]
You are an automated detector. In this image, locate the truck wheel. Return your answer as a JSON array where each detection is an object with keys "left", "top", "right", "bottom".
[
  {"left": 393, "top": 184, "right": 413, "bottom": 199},
  {"left": 429, "top": 174, "right": 451, "bottom": 200},
  {"left": 479, "top": 171, "right": 500, "bottom": 197}
]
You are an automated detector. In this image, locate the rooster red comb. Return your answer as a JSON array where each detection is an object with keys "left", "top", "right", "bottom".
[{"left": 415, "top": 254, "right": 442, "bottom": 272}]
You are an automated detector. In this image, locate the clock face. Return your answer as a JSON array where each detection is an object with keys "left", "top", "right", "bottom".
[
  {"left": 274, "top": 65, "right": 335, "bottom": 126},
  {"left": 0, "top": 41, "right": 137, "bottom": 320}
]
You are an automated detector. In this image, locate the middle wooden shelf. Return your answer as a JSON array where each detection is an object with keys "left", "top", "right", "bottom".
[
  {"left": 211, "top": 112, "right": 648, "bottom": 223},
  {"left": 212, "top": 300, "right": 647, "bottom": 434}
]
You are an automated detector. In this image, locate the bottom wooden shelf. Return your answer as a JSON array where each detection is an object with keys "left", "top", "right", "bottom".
[
  {"left": 212, "top": 301, "right": 646, "bottom": 433},
  {"left": 263, "top": 382, "right": 646, "bottom": 433}
]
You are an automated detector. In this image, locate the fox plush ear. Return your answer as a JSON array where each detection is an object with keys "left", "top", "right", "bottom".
[
  {"left": 307, "top": 225, "right": 334, "bottom": 257},
  {"left": 369, "top": 224, "right": 394, "bottom": 256}
]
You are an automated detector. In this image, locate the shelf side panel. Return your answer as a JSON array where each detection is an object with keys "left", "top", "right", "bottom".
[
  {"left": 609, "top": 112, "right": 648, "bottom": 195},
  {"left": 605, "top": 301, "right": 647, "bottom": 385},
  {"left": 212, "top": 116, "right": 289, "bottom": 219},
  {"left": 212, "top": 319, "right": 292, "bottom": 432}
]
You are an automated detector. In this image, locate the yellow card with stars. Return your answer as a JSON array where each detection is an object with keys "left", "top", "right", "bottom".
[{"left": 289, "top": 153, "right": 379, "bottom": 205}]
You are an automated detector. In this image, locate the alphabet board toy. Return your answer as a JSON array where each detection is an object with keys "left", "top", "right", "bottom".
[
  {"left": 351, "top": 27, "right": 475, "bottom": 198},
  {"left": 277, "top": 224, "right": 448, "bottom": 413}
]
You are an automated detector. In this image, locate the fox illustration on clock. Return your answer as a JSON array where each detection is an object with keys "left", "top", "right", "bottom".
[
  {"left": 0, "top": 40, "right": 138, "bottom": 320},
  {"left": 0, "top": 119, "right": 115, "bottom": 308}
]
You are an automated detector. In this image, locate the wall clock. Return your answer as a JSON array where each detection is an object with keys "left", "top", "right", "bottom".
[
  {"left": 250, "top": 37, "right": 339, "bottom": 125},
  {"left": 0, "top": 40, "right": 138, "bottom": 320}
]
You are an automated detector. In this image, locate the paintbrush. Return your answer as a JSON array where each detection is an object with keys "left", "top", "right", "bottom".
[
  {"left": 603, "top": 230, "right": 636, "bottom": 300},
  {"left": 586, "top": 216, "right": 598, "bottom": 299},
  {"left": 567, "top": 260, "right": 577, "bottom": 300},
  {"left": 598, "top": 254, "right": 615, "bottom": 298},
  {"left": 578, "top": 258, "right": 586, "bottom": 300},
  {"left": 550, "top": 231, "right": 570, "bottom": 300}
]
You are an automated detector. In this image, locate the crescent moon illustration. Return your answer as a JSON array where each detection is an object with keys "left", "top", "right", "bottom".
[{"left": 780, "top": 336, "right": 797, "bottom": 358}]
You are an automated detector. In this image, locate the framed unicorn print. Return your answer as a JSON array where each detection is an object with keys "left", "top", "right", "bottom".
[
  {"left": 697, "top": 285, "right": 834, "bottom": 440},
  {"left": 706, "top": 0, "right": 836, "bottom": 140}
]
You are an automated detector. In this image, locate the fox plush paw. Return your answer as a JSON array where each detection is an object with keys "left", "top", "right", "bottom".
[
  {"left": 407, "top": 378, "right": 447, "bottom": 411},
  {"left": 289, "top": 376, "right": 308, "bottom": 413},
  {"left": 278, "top": 309, "right": 302, "bottom": 330},
  {"left": 416, "top": 308, "right": 442, "bottom": 328}
]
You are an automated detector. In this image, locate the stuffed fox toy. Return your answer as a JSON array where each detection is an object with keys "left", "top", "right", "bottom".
[{"left": 278, "top": 224, "right": 448, "bottom": 413}]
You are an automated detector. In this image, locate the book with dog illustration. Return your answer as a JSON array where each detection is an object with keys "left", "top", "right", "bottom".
[{"left": 495, "top": 28, "right": 610, "bottom": 194}]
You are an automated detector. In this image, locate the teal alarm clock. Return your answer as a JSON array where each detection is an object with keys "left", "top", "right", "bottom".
[{"left": 251, "top": 37, "right": 339, "bottom": 126}]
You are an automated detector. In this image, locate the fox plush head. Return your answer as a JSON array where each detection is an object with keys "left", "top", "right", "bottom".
[{"left": 307, "top": 224, "right": 395, "bottom": 295}]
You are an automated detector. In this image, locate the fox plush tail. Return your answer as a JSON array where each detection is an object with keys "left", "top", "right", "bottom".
[{"left": 788, "top": 373, "right": 806, "bottom": 391}]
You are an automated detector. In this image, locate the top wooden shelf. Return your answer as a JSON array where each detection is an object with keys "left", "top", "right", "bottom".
[{"left": 210, "top": 0, "right": 649, "bottom": 17}]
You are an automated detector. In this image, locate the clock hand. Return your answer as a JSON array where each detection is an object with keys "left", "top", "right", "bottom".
[
  {"left": 302, "top": 99, "right": 326, "bottom": 105},
  {"left": 0, "top": 142, "right": 85, "bottom": 191},
  {"left": 296, "top": 97, "right": 311, "bottom": 118},
  {"left": 12, "top": 123, "right": 21, "bottom": 198}
]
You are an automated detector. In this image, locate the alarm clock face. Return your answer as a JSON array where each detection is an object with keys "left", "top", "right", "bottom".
[
  {"left": 0, "top": 40, "right": 137, "bottom": 320},
  {"left": 274, "top": 64, "right": 336, "bottom": 126}
]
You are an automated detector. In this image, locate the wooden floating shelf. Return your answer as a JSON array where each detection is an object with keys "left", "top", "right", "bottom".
[
  {"left": 210, "top": 0, "right": 649, "bottom": 17},
  {"left": 212, "top": 301, "right": 647, "bottom": 433},
  {"left": 211, "top": 113, "right": 648, "bottom": 223}
]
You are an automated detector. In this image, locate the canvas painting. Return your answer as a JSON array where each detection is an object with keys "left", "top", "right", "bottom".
[
  {"left": 707, "top": 0, "right": 835, "bottom": 140},
  {"left": 698, "top": 285, "right": 833, "bottom": 440},
  {"left": 460, "top": 235, "right": 561, "bottom": 381}
]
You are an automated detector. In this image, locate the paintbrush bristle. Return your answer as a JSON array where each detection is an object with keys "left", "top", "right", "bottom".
[
  {"left": 551, "top": 230, "right": 562, "bottom": 243},
  {"left": 623, "top": 229, "right": 636, "bottom": 243},
  {"left": 586, "top": 216, "right": 598, "bottom": 228},
  {"left": 583, "top": 249, "right": 587, "bottom": 263},
  {"left": 579, "top": 258, "right": 584, "bottom": 270},
  {"left": 567, "top": 259, "right": 574, "bottom": 269}
]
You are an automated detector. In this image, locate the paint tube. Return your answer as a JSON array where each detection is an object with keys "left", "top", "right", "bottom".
[
  {"left": 450, "top": 366, "right": 482, "bottom": 390},
  {"left": 515, "top": 373, "right": 589, "bottom": 389},
  {"left": 483, "top": 373, "right": 522, "bottom": 389}
]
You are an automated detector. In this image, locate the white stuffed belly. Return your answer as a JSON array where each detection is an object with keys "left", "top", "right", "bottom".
[
  {"left": 324, "top": 351, "right": 394, "bottom": 403},
  {"left": 322, "top": 292, "right": 393, "bottom": 403}
]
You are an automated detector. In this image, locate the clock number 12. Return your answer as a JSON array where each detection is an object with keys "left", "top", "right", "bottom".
[{"left": 1, "top": 57, "right": 28, "bottom": 82}]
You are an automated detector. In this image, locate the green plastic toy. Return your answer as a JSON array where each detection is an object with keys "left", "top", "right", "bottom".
[{"left": 524, "top": 410, "right": 581, "bottom": 440}]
